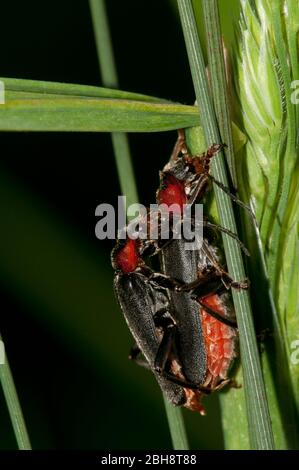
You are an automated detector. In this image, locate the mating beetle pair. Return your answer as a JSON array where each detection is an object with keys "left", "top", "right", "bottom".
[{"left": 112, "top": 130, "right": 247, "bottom": 414}]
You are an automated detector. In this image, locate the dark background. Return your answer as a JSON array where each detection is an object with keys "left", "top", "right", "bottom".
[{"left": 0, "top": 0, "right": 239, "bottom": 449}]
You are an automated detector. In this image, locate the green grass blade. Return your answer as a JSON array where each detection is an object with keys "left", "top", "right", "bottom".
[
  {"left": 201, "top": 1, "right": 236, "bottom": 187},
  {"left": 0, "top": 77, "right": 165, "bottom": 102},
  {"left": 89, "top": 0, "right": 137, "bottom": 207},
  {"left": 163, "top": 397, "right": 189, "bottom": 450},
  {"left": 178, "top": 0, "right": 274, "bottom": 450},
  {"left": 89, "top": 0, "right": 189, "bottom": 449},
  {"left": 0, "top": 335, "right": 31, "bottom": 450},
  {"left": 89, "top": 0, "right": 118, "bottom": 89},
  {"left": 0, "top": 79, "right": 244, "bottom": 137}
]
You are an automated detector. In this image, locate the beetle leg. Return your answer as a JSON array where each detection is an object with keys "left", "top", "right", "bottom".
[
  {"left": 211, "top": 378, "right": 232, "bottom": 392},
  {"left": 169, "top": 129, "right": 188, "bottom": 162},
  {"left": 201, "top": 239, "right": 249, "bottom": 290},
  {"left": 203, "top": 220, "right": 250, "bottom": 257},
  {"left": 198, "top": 298, "right": 237, "bottom": 328},
  {"left": 187, "top": 174, "right": 210, "bottom": 206},
  {"left": 177, "top": 275, "right": 237, "bottom": 327}
]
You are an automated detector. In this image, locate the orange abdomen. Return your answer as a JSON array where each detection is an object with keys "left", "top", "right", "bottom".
[{"left": 200, "top": 294, "right": 236, "bottom": 388}]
